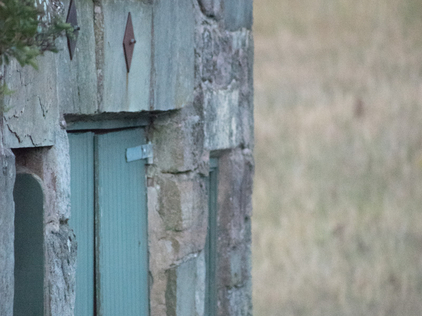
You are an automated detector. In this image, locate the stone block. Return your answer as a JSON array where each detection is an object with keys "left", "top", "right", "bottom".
[
  {"left": 2, "top": 55, "right": 59, "bottom": 148},
  {"left": 197, "top": 0, "right": 253, "bottom": 30},
  {"left": 152, "top": 108, "right": 205, "bottom": 173},
  {"left": 43, "top": 129, "right": 71, "bottom": 222},
  {"left": 172, "top": 222, "right": 208, "bottom": 262},
  {"left": 149, "top": 271, "right": 167, "bottom": 316},
  {"left": 0, "top": 148, "right": 15, "bottom": 316},
  {"left": 198, "top": 0, "right": 222, "bottom": 19},
  {"left": 204, "top": 86, "right": 241, "bottom": 151},
  {"left": 195, "top": 252, "right": 206, "bottom": 316},
  {"left": 166, "top": 255, "right": 204, "bottom": 316},
  {"left": 237, "top": 31, "right": 254, "bottom": 149},
  {"left": 157, "top": 174, "right": 207, "bottom": 232},
  {"left": 198, "top": 27, "right": 214, "bottom": 83},
  {"left": 217, "top": 279, "right": 252, "bottom": 316},
  {"left": 218, "top": 242, "right": 251, "bottom": 288},
  {"left": 229, "top": 246, "right": 243, "bottom": 287},
  {"left": 239, "top": 102, "right": 254, "bottom": 150},
  {"left": 214, "top": 149, "right": 253, "bottom": 316},
  {"left": 45, "top": 224, "right": 77, "bottom": 316},
  {"left": 223, "top": 0, "right": 253, "bottom": 31},
  {"left": 152, "top": 0, "right": 195, "bottom": 110},
  {"left": 217, "top": 149, "right": 254, "bottom": 245},
  {"left": 58, "top": 0, "right": 98, "bottom": 115},
  {"left": 99, "top": 0, "right": 152, "bottom": 112},
  {"left": 197, "top": 29, "right": 251, "bottom": 89},
  {"left": 226, "top": 286, "right": 253, "bottom": 316}
]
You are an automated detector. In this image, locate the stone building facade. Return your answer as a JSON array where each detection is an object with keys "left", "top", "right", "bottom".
[{"left": 0, "top": 0, "right": 253, "bottom": 315}]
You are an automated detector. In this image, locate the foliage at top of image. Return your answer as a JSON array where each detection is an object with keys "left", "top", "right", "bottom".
[{"left": 0, "top": 0, "right": 72, "bottom": 70}]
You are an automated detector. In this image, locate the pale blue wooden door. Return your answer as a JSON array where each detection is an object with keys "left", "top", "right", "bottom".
[
  {"left": 69, "top": 133, "right": 95, "bottom": 316},
  {"left": 69, "top": 128, "right": 149, "bottom": 315},
  {"left": 95, "top": 128, "right": 149, "bottom": 316},
  {"left": 13, "top": 174, "right": 44, "bottom": 316}
]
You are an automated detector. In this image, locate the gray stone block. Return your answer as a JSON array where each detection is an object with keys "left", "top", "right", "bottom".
[
  {"left": 217, "top": 150, "right": 254, "bottom": 245},
  {"left": 239, "top": 102, "right": 254, "bottom": 149},
  {"left": 239, "top": 31, "right": 254, "bottom": 150},
  {"left": 218, "top": 243, "right": 251, "bottom": 289},
  {"left": 152, "top": 0, "right": 195, "bottom": 111},
  {"left": 2, "top": 56, "right": 59, "bottom": 148},
  {"left": 157, "top": 174, "right": 207, "bottom": 232},
  {"left": 197, "top": 28, "right": 252, "bottom": 89},
  {"left": 152, "top": 107, "right": 205, "bottom": 173},
  {"left": 195, "top": 251, "right": 206, "bottom": 316},
  {"left": 227, "top": 286, "right": 252, "bottom": 316},
  {"left": 204, "top": 86, "right": 241, "bottom": 151},
  {"left": 43, "top": 129, "right": 71, "bottom": 222},
  {"left": 217, "top": 280, "right": 252, "bottom": 316},
  {"left": 223, "top": 0, "right": 253, "bottom": 31},
  {"left": 166, "top": 256, "right": 204, "bottom": 316},
  {"left": 0, "top": 148, "right": 15, "bottom": 316},
  {"left": 215, "top": 149, "right": 253, "bottom": 315},
  {"left": 99, "top": 0, "right": 152, "bottom": 112},
  {"left": 197, "top": 0, "right": 253, "bottom": 30},
  {"left": 199, "top": 28, "right": 214, "bottom": 83},
  {"left": 198, "top": 0, "right": 222, "bottom": 19},
  {"left": 229, "top": 246, "right": 243, "bottom": 287},
  {"left": 45, "top": 224, "right": 77, "bottom": 316},
  {"left": 58, "top": 0, "right": 98, "bottom": 115}
]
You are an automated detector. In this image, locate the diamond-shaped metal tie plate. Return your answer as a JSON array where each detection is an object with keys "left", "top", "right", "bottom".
[
  {"left": 123, "top": 12, "right": 136, "bottom": 73},
  {"left": 66, "top": 0, "right": 79, "bottom": 60}
]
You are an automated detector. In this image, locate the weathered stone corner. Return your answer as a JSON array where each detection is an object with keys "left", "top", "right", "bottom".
[
  {"left": 215, "top": 149, "right": 254, "bottom": 315},
  {"left": 0, "top": 147, "right": 15, "bottom": 316}
]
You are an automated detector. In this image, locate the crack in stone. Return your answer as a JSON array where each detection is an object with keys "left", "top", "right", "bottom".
[
  {"left": 6, "top": 124, "right": 21, "bottom": 143},
  {"left": 161, "top": 169, "right": 195, "bottom": 175},
  {"left": 38, "top": 97, "right": 47, "bottom": 118},
  {"left": 28, "top": 135, "right": 38, "bottom": 147}
]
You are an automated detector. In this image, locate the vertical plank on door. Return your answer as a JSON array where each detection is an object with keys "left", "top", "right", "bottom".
[
  {"left": 69, "top": 132, "right": 95, "bottom": 316},
  {"left": 205, "top": 158, "right": 218, "bottom": 316},
  {"left": 95, "top": 128, "right": 149, "bottom": 316},
  {"left": 13, "top": 174, "right": 44, "bottom": 316}
]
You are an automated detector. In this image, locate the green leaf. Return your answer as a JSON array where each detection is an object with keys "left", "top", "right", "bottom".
[
  {"left": 27, "top": 58, "right": 38, "bottom": 70},
  {"left": 0, "top": 0, "right": 70, "bottom": 92}
]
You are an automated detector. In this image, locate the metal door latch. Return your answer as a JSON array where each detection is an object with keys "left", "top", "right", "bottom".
[{"left": 126, "top": 143, "right": 153, "bottom": 164}]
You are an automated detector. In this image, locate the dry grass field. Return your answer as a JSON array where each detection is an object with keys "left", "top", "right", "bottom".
[{"left": 252, "top": 0, "right": 422, "bottom": 315}]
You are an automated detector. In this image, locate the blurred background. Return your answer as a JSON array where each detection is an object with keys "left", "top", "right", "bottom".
[{"left": 252, "top": 0, "right": 422, "bottom": 315}]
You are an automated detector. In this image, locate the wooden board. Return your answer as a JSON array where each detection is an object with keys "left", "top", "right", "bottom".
[{"left": 69, "top": 132, "right": 95, "bottom": 316}]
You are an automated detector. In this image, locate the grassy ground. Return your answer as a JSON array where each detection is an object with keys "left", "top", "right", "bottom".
[{"left": 252, "top": 1, "right": 422, "bottom": 315}]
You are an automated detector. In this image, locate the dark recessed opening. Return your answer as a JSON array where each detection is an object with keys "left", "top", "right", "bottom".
[{"left": 13, "top": 173, "right": 44, "bottom": 316}]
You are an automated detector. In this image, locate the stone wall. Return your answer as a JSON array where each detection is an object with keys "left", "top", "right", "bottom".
[
  {"left": 0, "top": 0, "right": 253, "bottom": 315},
  {"left": 11, "top": 128, "right": 76, "bottom": 315},
  {"left": 0, "top": 144, "right": 15, "bottom": 316},
  {"left": 147, "top": 1, "right": 254, "bottom": 315}
]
